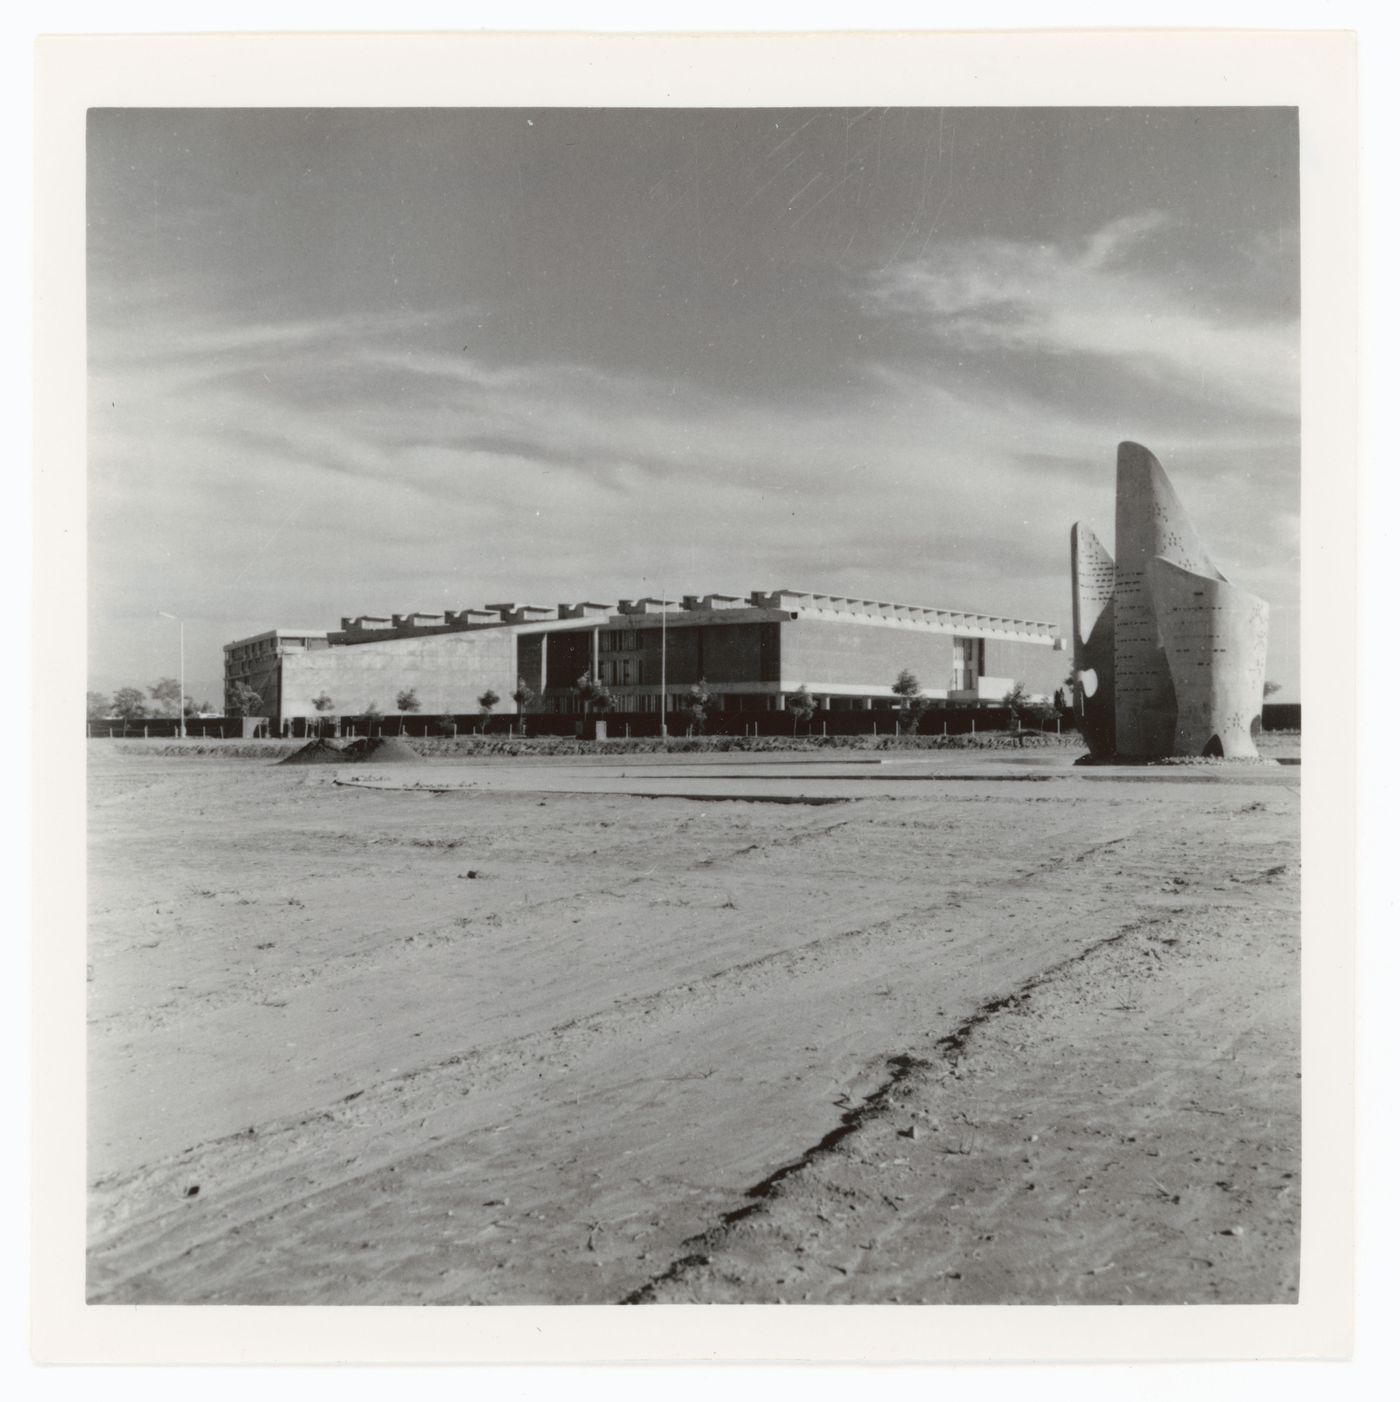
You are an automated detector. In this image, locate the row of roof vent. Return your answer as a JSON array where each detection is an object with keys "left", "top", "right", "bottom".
[
  {"left": 339, "top": 596, "right": 760, "bottom": 630},
  {"left": 339, "top": 605, "right": 558, "bottom": 631},
  {"left": 337, "top": 591, "right": 1059, "bottom": 639}
]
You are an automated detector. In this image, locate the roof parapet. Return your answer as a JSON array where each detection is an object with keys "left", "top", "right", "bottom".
[
  {"left": 748, "top": 589, "right": 1057, "bottom": 638},
  {"left": 618, "top": 597, "right": 677, "bottom": 616},
  {"left": 748, "top": 589, "right": 809, "bottom": 610},
  {"left": 331, "top": 589, "right": 1059, "bottom": 640}
]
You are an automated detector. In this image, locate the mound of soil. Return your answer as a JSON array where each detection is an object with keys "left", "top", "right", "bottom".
[
  {"left": 279, "top": 736, "right": 424, "bottom": 765},
  {"left": 279, "top": 739, "right": 355, "bottom": 765},
  {"left": 340, "top": 736, "right": 423, "bottom": 763}
]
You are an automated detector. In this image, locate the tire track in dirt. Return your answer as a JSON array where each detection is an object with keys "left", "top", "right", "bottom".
[
  {"left": 88, "top": 766, "right": 1291, "bottom": 1304},
  {"left": 90, "top": 810, "right": 873, "bottom": 1041},
  {"left": 88, "top": 810, "right": 1179, "bottom": 1302},
  {"left": 626, "top": 888, "right": 1299, "bottom": 1305},
  {"left": 621, "top": 909, "right": 1176, "bottom": 1303},
  {"left": 89, "top": 891, "right": 1053, "bottom": 1266}
]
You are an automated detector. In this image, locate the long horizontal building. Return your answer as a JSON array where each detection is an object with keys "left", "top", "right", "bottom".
[{"left": 224, "top": 589, "right": 1068, "bottom": 728}]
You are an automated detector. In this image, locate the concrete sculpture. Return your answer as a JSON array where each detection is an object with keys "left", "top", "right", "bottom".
[{"left": 1071, "top": 442, "right": 1269, "bottom": 760}]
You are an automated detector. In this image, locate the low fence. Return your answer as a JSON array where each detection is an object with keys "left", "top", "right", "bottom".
[
  {"left": 235, "top": 706, "right": 1065, "bottom": 740},
  {"left": 87, "top": 716, "right": 268, "bottom": 739},
  {"left": 1262, "top": 703, "right": 1301, "bottom": 732},
  {"left": 91, "top": 703, "right": 1294, "bottom": 741},
  {"left": 564, "top": 705, "right": 1071, "bottom": 740},
  {"left": 95, "top": 706, "right": 1072, "bottom": 741}
]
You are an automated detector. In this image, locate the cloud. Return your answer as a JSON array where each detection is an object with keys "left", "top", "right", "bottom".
[
  {"left": 86, "top": 239, "right": 1301, "bottom": 704},
  {"left": 863, "top": 214, "right": 1299, "bottom": 418}
]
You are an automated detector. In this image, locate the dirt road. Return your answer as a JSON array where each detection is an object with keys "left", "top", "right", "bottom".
[{"left": 86, "top": 744, "right": 1300, "bottom": 1304}]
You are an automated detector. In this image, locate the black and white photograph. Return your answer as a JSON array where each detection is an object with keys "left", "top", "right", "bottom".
[{"left": 31, "top": 27, "right": 1359, "bottom": 1366}]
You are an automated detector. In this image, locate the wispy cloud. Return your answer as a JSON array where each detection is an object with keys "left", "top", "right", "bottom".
[
  {"left": 88, "top": 212, "right": 1301, "bottom": 702},
  {"left": 85, "top": 108, "right": 1303, "bottom": 704},
  {"left": 864, "top": 214, "right": 1299, "bottom": 417},
  {"left": 88, "top": 293, "right": 1102, "bottom": 666}
]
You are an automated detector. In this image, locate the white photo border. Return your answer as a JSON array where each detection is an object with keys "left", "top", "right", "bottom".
[{"left": 32, "top": 29, "right": 1357, "bottom": 1365}]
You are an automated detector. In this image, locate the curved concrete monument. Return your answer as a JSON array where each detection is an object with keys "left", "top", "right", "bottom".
[
  {"left": 1070, "top": 442, "right": 1269, "bottom": 760},
  {"left": 1069, "top": 522, "right": 1116, "bottom": 759}
]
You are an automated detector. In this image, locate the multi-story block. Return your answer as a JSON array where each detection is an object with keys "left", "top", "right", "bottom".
[{"left": 225, "top": 589, "right": 1067, "bottom": 727}]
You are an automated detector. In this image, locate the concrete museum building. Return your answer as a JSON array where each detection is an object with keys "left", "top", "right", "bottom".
[{"left": 225, "top": 589, "right": 1069, "bottom": 733}]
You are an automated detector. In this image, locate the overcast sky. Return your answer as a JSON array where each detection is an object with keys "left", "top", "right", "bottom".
[{"left": 87, "top": 107, "right": 1300, "bottom": 705}]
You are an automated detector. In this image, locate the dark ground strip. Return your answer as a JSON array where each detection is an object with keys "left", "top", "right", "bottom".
[{"left": 333, "top": 779, "right": 853, "bottom": 805}]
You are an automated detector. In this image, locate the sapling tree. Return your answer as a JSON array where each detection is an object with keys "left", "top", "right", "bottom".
[
  {"left": 395, "top": 687, "right": 421, "bottom": 735},
  {"left": 511, "top": 677, "right": 536, "bottom": 737},
  {"left": 787, "top": 685, "right": 817, "bottom": 735},
  {"left": 478, "top": 688, "right": 500, "bottom": 733},
  {"left": 892, "top": 669, "right": 930, "bottom": 736},
  {"left": 683, "top": 678, "right": 714, "bottom": 735},
  {"left": 1003, "top": 681, "right": 1054, "bottom": 730},
  {"left": 574, "top": 672, "right": 615, "bottom": 716}
]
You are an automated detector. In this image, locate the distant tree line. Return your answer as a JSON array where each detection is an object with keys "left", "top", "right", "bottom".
[
  {"left": 88, "top": 679, "right": 220, "bottom": 721},
  {"left": 94, "top": 661, "right": 1124, "bottom": 734}
]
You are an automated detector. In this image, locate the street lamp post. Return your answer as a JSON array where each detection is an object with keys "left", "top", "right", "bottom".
[
  {"left": 158, "top": 611, "right": 185, "bottom": 739},
  {"left": 659, "top": 588, "right": 667, "bottom": 739}
]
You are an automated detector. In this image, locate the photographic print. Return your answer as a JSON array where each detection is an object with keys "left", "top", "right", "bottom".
[
  {"left": 33, "top": 30, "right": 1356, "bottom": 1363},
  {"left": 82, "top": 99, "right": 1304, "bottom": 1307}
]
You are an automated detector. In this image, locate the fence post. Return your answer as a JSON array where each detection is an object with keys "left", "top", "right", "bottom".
[{"left": 971, "top": 718, "right": 976, "bottom": 735}]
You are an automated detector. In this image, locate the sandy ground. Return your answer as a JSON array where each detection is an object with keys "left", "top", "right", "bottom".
[{"left": 86, "top": 741, "right": 1300, "bottom": 1304}]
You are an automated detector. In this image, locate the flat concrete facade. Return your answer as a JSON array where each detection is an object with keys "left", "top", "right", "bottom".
[
  {"left": 276, "top": 628, "right": 517, "bottom": 722},
  {"left": 783, "top": 619, "right": 1061, "bottom": 703},
  {"left": 227, "top": 588, "right": 1067, "bottom": 725}
]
